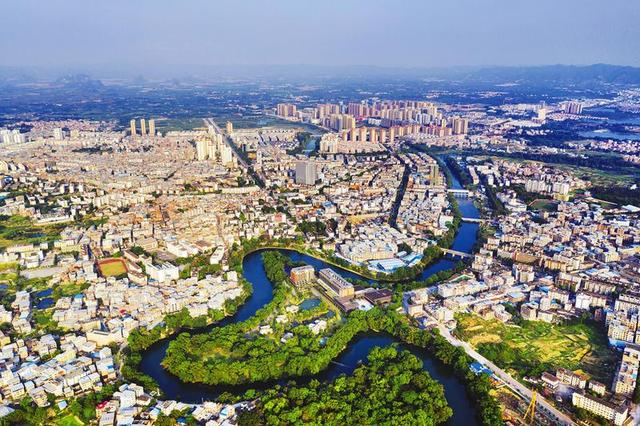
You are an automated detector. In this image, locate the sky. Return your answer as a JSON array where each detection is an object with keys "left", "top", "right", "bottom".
[{"left": 1, "top": 0, "right": 639, "bottom": 74}]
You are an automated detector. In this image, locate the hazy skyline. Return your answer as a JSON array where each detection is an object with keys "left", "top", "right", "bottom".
[{"left": 1, "top": 0, "right": 639, "bottom": 73}]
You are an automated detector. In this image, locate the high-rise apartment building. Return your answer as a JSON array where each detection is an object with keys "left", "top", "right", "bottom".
[
  {"left": 563, "top": 101, "right": 583, "bottom": 115},
  {"left": 220, "top": 145, "right": 233, "bottom": 166},
  {"left": 140, "top": 119, "right": 147, "bottom": 135},
  {"left": 53, "top": 128, "right": 65, "bottom": 141},
  {"left": 358, "top": 126, "right": 367, "bottom": 143},
  {"left": 451, "top": 117, "right": 469, "bottom": 135},
  {"left": 389, "top": 127, "right": 396, "bottom": 142},
  {"left": 612, "top": 346, "right": 640, "bottom": 397},
  {"left": 0, "top": 129, "right": 10, "bottom": 144},
  {"left": 196, "top": 140, "right": 209, "bottom": 161},
  {"left": 347, "top": 102, "right": 365, "bottom": 117},
  {"left": 370, "top": 128, "right": 378, "bottom": 143},
  {"left": 0, "top": 129, "right": 23, "bottom": 144},
  {"left": 537, "top": 107, "right": 547, "bottom": 121},
  {"left": 148, "top": 119, "right": 156, "bottom": 137},
  {"left": 206, "top": 140, "right": 217, "bottom": 160},
  {"left": 295, "top": 160, "right": 317, "bottom": 185},
  {"left": 226, "top": 121, "right": 234, "bottom": 134},
  {"left": 130, "top": 119, "right": 137, "bottom": 136},
  {"left": 276, "top": 103, "right": 297, "bottom": 118}
]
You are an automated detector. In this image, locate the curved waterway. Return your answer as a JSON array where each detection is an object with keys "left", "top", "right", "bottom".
[{"left": 140, "top": 173, "right": 481, "bottom": 425}]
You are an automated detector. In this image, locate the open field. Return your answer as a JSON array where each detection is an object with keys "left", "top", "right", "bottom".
[
  {"left": 0, "top": 262, "right": 18, "bottom": 273},
  {"left": 556, "top": 163, "right": 639, "bottom": 186},
  {"left": 456, "top": 313, "right": 618, "bottom": 383},
  {"left": 55, "top": 414, "right": 85, "bottom": 426},
  {"left": 215, "top": 115, "right": 327, "bottom": 133},
  {"left": 528, "top": 198, "right": 558, "bottom": 212},
  {"left": 52, "top": 281, "right": 91, "bottom": 300},
  {"left": 470, "top": 154, "right": 639, "bottom": 186},
  {"left": 0, "top": 215, "right": 65, "bottom": 250},
  {"left": 97, "top": 258, "right": 128, "bottom": 277},
  {"left": 0, "top": 271, "right": 19, "bottom": 286}
]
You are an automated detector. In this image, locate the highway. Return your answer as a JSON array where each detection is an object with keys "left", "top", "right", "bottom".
[{"left": 437, "top": 325, "right": 576, "bottom": 426}]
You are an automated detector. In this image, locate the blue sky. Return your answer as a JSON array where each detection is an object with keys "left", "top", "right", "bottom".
[{"left": 1, "top": 0, "right": 639, "bottom": 69}]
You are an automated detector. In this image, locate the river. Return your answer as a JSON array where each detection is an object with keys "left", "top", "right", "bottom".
[{"left": 139, "top": 170, "right": 481, "bottom": 425}]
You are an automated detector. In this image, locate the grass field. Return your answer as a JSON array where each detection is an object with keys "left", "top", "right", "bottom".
[
  {"left": 97, "top": 258, "right": 127, "bottom": 277},
  {"left": 56, "top": 414, "right": 84, "bottom": 426},
  {"left": 0, "top": 262, "right": 18, "bottom": 272},
  {"left": 0, "top": 215, "right": 65, "bottom": 250},
  {"left": 456, "top": 313, "right": 618, "bottom": 383},
  {"left": 0, "top": 270, "right": 18, "bottom": 284},
  {"left": 528, "top": 199, "right": 558, "bottom": 212}
]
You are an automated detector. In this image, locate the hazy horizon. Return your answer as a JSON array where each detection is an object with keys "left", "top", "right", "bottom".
[{"left": 1, "top": 0, "right": 639, "bottom": 76}]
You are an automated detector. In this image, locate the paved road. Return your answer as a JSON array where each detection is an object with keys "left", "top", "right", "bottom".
[
  {"left": 388, "top": 154, "right": 411, "bottom": 229},
  {"left": 204, "top": 118, "right": 265, "bottom": 186},
  {"left": 203, "top": 118, "right": 245, "bottom": 167},
  {"left": 438, "top": 325, "right": 576, "bottom": 425}
]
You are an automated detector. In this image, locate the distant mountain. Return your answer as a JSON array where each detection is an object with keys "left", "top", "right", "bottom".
[
  {"left": 55, "top": 74, "right": 104, "bottom": 90},
  {"left": 465, "top": 64, "right": 640, "bottom": 85},
  {"left": 0, "top": 63, "right": 639, "bottom": 87}
]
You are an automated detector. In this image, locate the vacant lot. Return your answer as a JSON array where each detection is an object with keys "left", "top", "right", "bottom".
[
  {"left": 97, "top": 258, "right": 127, "bottom": 277},
  {"left": 456, "top": 313, "right": 617, "bottom": 383}
]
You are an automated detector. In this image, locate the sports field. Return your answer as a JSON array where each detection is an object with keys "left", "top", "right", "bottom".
[
  {"left": 456, "top": 313, "right": 617, "bottom": 383},
  {"left": 97, "top": 258, "right": 127, "bottom": 277}
]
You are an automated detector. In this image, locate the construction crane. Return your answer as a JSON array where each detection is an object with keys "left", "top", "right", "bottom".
[{"left": 524, "top": 391, "right": 537, "bottom": 425}]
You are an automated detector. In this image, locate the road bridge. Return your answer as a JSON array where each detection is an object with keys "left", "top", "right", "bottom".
[
  {"left": 441, "top": 249, "right": 473, "bottom": 259},
  {"left": 447, "top": 188, "right": 470, "bottom": 198},
  {"left": 461, "top": 217, "right": 488, "bottom": 224}
]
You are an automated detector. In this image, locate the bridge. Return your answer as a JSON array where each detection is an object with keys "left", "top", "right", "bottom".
[
  {"left": 447, "top": 188, "right": 470, "bottom": 198},
  {"left": 461, "top": 217, "right": 487, "bottom": 224},
  {"left": 441, "top": 248, "right": 473, "bottom": 259}
]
